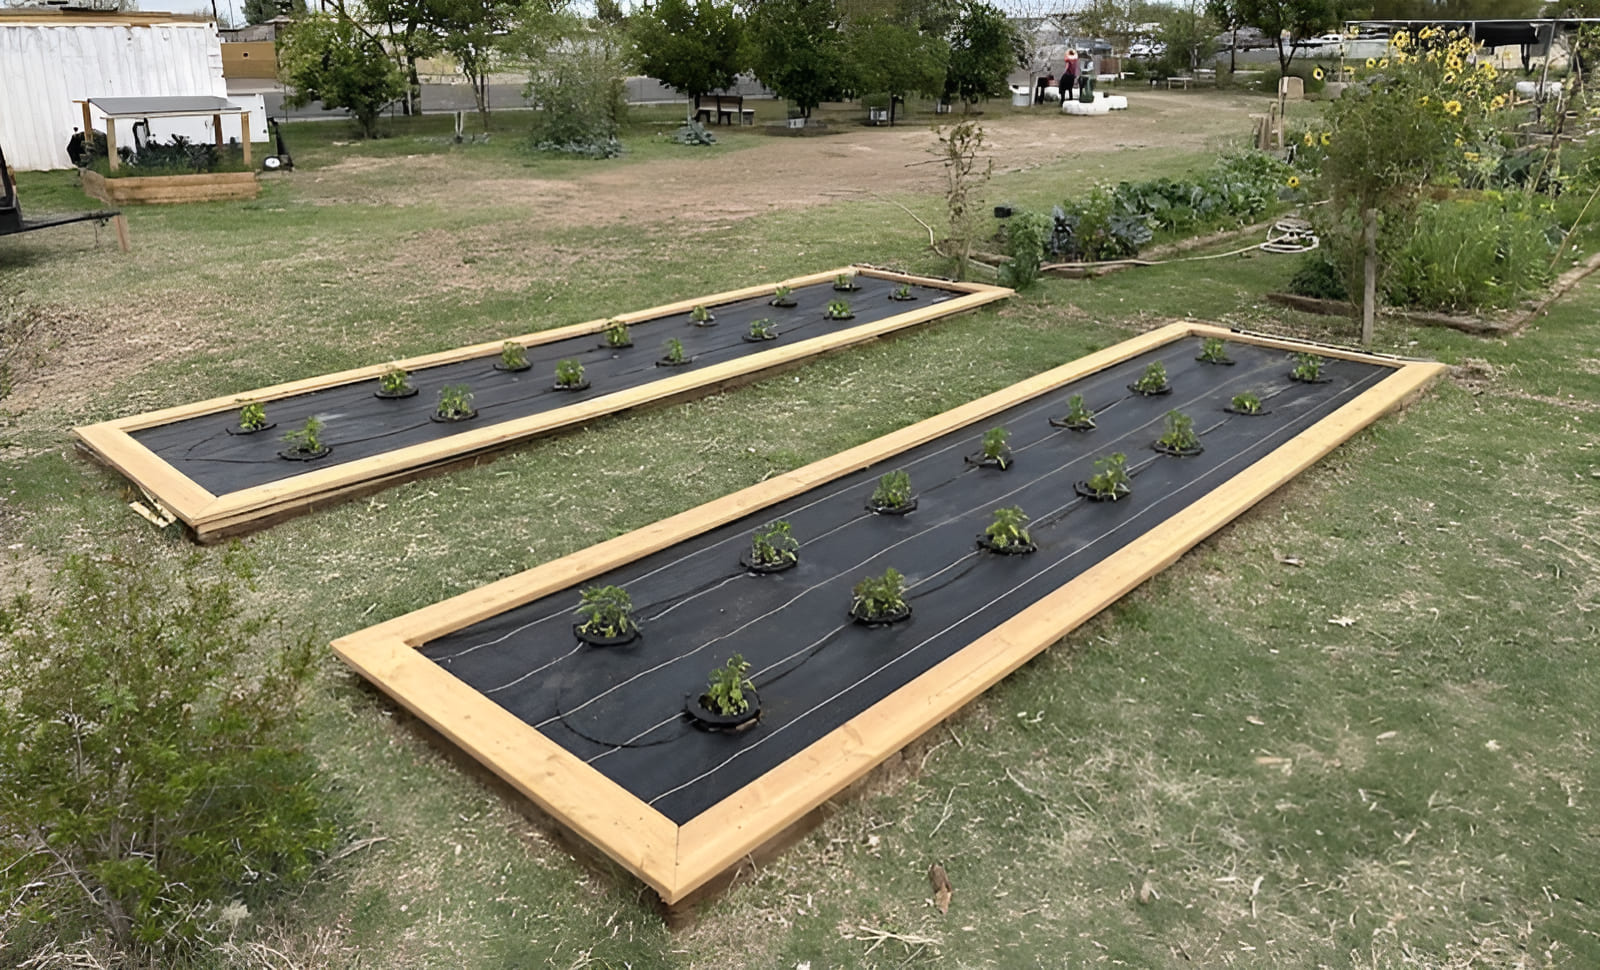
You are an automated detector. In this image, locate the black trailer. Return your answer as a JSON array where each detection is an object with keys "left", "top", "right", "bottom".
[{"left": 1, "top": 140, "right": 126, "bottom": 248}]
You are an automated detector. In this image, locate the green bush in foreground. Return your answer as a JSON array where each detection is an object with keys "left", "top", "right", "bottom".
[{"left": 0, "top": 547, "right": 336, "bottom": 960}]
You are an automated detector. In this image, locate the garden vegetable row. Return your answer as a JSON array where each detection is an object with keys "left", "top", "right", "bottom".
[
  {"left": 73, "top": 268, "right": 1010, "bottom": 541},
  {"left": 331, "top": 322, "right": 1446, "bottom": 907}
]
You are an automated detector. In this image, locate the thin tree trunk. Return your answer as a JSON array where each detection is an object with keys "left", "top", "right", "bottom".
[{"left": 1361, "top": 207, "right": 1377, "bottom": 346}]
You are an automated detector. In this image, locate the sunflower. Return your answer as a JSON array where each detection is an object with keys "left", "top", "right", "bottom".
[
  {"left": 1490, "top": 94, "right": 1507, "bottom": 110},
  {"left": 1463, "top": 151, "right": 1480, "bottom": 162},
  {"left": 1365, "top": 57, "right": 1377, "bottom": 69},
  {"left": 1419, "top": 95, "right": 1431, "bottom": 106},
  {"left": 1287, "top": 175, "right": 1301, "bottom": 189},
  {"left": 1444, "top": 99, "right": 1462, "bottom": 116},
  {"left": 1303, "top": 131, "right": 1315, "bottom": 147},
  {"left": 1312, "top": 66, "right": 1324, "bottom": 80},
  {"left": 1443, "top": 71, "right": 1456, "bottom": 83},
  {"left": 1320, "top": 131, "right": 1331, "bottom": 146},
  {"left": 1378, "top": 58, "right": 1389, "bottom": 68}
]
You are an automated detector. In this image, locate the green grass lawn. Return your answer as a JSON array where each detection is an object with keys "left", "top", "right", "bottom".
[{"left": 1, "top": 91, "right": 1596, "bottom": 969}]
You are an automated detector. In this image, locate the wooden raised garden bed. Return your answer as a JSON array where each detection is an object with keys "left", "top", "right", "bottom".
[
  {"left": 73, "top": 268, "right": 1010, "bottom": 540},
  {"left": 80, "top": 168, "right": 260, "bottom": 205},
  {"left": 331, "top": 321, "right": 1446, "bottom": 909}
]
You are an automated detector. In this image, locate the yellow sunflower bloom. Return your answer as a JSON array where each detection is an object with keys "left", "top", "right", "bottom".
[
  {"left": 1378, "top": 58, "right": 1389, "bottom": 68},
  {"left": 1313, "top": 66, "right": 1324, "bottom": 80},
  {"left": 1444, "top": 99, "right": 1462, "bottom": 116},
  {"left": 1303, "top": 131, "right": 1315, "bottom": 146},
  {"left": 1454, "top": 136, "right": 1464, "bottom": 146},
  {"left": 1443, "top": 71, "right": 1456, "bottom": 83},
  {"left": 1419, "top": 95, "right": 1431, "bottom": 106},
  {"left": 1464, "top": 151, "right": 1480, "bottom": 162},
  {"left": 1320, "top": 131, "right": 1331, "bottom": 146},
  {"left": 1446, "top": 57, "right": 1463, "bottom": 72},
  {"left": 1366, "top": 57, "right": 1377, "bottom": 68},
  {"left": 1287, "top": 175, "right": 1301, "bottom": 189},
  {"left": 1490, "top": 94, "right": 1506, "bottom": 110}
]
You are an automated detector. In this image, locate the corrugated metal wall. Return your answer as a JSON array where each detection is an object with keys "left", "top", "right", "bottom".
[{"left": 0, "top": 22, "right": 227, "bottom": 171}]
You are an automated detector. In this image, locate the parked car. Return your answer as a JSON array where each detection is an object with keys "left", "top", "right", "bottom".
[
  {"left": 1216, "top": 26, "right": 1272, "bottom": 50},
  {"left": 1129, "top": 40, "right": 1166, "bottom": 58}
]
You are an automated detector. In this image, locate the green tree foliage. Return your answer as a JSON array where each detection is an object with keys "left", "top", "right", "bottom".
[
  {"left": 243, "top": 0, "right": 304, "bottom": 26},
  {"left": 278, "top": 13, "right": 406, "bottom": 138},
  {"left": 1158, "top": 0, "right": 1218, "bottom": 72},
  {"left": 520, "top": 16, "right": 631, "bottom": 156},
  {"left": 428, "top": 0, "right": 543, "bottom": 128},
  {"left": 365, "top": 0, "right": 444, "bottom": 114},
  {"left": 630, "top": 0, "right": 746, "bottom": 122},
  {"left": 1367, "top": 0, "right": 1539, "bottom": 15},
  {"left": 847, "top": 15, "right": 949, "bottom": 123},
  {"left": 748, "top": 0, "right": 852, "bottom": 117},
  {"left": 944, "top": 0, "right": 1025, "bottom": 105},
  {"left": 0, "top": 549, "right": 335, "bottom": 959},
  {"left": 1234, "top": 0, "right": 1342, "bottom": 72}
]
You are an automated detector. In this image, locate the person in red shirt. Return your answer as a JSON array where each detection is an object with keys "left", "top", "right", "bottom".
[{"left": 1063, "top": 49, "right": 1081, "bottom": 100}]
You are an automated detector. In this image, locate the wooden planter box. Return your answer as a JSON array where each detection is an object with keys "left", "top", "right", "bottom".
[
  {"left": 74, "top": 268, "right": 1011, "bottom": 541},
  {"left": 80, "top": 168, "right": 259, "bottom": 205},
  {"left": 332, "top": 322, "right": 1447, "bottom": 910}
]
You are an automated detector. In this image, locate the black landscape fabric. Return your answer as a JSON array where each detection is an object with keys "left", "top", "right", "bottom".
[
  {"left": 421, "top": 340, "right": 1390, "bottom": 824},
  {"left": 130, "top": 276, "right": 954, "bottom": 496}
]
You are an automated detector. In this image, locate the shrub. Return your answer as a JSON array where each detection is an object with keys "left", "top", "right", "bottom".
[
  {"left": 0, "top": 549, "right": 334, "bottom": 959},
  {"left": 999, "top": 209, "right": 1052, "bottom": 289},
  {"left": 523, "top": 20, "right": 628, "bottom": 158},
  {"left": 1385, "top": 194, "right": 1558, "bottom": 311}
]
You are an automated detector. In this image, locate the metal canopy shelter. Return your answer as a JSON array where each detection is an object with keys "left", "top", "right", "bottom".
[{"left": 79, "top": 96, "right": 251, "bottom": 172}]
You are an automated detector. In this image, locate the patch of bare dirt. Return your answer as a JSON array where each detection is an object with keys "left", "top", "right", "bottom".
[{"left": 309, "top": 91, "right": 1265, "bottom": 229}]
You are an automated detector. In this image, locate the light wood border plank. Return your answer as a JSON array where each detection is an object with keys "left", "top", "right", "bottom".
[
  {"left": 73, "top": 269, "right": 1010, "bottom": 538},
  {"left": 332, "top": 322, "right": 1446, "bottom": 904}
]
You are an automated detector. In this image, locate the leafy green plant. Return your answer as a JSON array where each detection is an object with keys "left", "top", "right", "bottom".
[
  {"left": 690, "top": 304, "right": 714, "bottom": 325},
  {"left": 281, "top": 415, "right": 325, "bottom": 454},
  {"left": 833, "top": 271, "right": 858, "bottom": 290},
  {"left": 277, "top": 12, "right": 405, "bottom": 139},
  {"left": 749, "top": 519, "right": 799, "bottom": 568},
  {"left": 1156, "top": 410, "right": 1199, "bottom": 452},
  {"left": 1059, "top": 393, "right": 1095, "bottom": 429},
  {"left": 1000, "top": 210, "right": 1052, "bottom": 289},
  {"left": 891, "top": 283, "right": 915, "bottom": 300},
  {"left": 704, "top": 655, "right": 754, "bottom": 716},
  {"left": 870, "top": 469, "right": 913, "bottom": 510},
  {"left": 825, "top": 299, "right": 853, "bottom": 319},
  {"left": 770, "top": 285, "right": 795, "bottom": 306},
  {"left": 851, "top": 567, "right": 908, "bottom": 621},
  {"left": 748, "top": 317, "right": 776, "bottom": 339},
  {"left": 663, "top": 337, "right": 687, "bottom": 364},
  {"left": 575, "top": 584, "right": 634, "bottom": 639},
  {"left": 980, "top": 426, "right": 1011, "bottom": 468},
  {"left": 1197, "top": 337, "right": 1231, "bottom": 364},
  {"left": 500, "top": 341, "right": 529, "bottom": 370},
  {"left": 238, "top": 400, "right": 267, "bottom": 431},
  {"left": 605, "top": 319, "right": 631, "bottom": 347},
  {"left": 0, "top": 549, "right": 333, "bottom": 957},
  {"left": 1230, "top": 390, "right": 1264, "bottom": 414},
  {"left": 379, "top": 365, "right": 413, "bottom": 395},
  {"left": 1291, "top": 352, "right": 1324, "bottom": 382},
  {"left": 1084, "top": 451, "right": 1131, "bottom": 500},
  {"left": 1131, "top": 361, "right": 1169, "bottom": 394},
  {"left": 436, "top": 383, "right": 474, "bottom": 419},
  {"left": 984, "top": 505, "right": 1032, "bottom": 551},
  {"left": 554, "top": 358, "right": 585, "bottom": 388}
]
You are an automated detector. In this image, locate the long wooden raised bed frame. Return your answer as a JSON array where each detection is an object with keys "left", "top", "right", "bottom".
[
  {"left": 331, "top": 321, "right": 1447, "bottom": 908},
  {"left": 80, "top": 168, "right": 260, "bottom": 204},
  {"left": 73, "top": 267, "right": 1010, "bottom": 541}
]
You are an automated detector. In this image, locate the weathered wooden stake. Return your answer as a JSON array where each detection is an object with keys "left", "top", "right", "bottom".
[{"left": 1361, "top": 207, "right": 1377, "bottom": 345}]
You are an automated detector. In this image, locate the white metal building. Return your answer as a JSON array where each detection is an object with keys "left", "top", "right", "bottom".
[{"left": 0, "top": 9, "right": 262, "bottom": 171}]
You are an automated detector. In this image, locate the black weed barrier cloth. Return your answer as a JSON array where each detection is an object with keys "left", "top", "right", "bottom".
[
  {"left": 421, "top": 341, "right": 1389, "bottom": 823},
  {"left": 130, "top": 277, "right": 953, "bottom": 495}
]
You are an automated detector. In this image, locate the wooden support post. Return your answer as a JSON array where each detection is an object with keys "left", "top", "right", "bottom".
[
  {"left": 79, "top": 100, "right": 93, "bottom": 145},
  {"left": 240, "top": 111, "right": 251, "bottom": 167},
  {"left": 212, "top": 113, "right": 224, "bottom": 148},
  {"left": 105, "top": 118, "right": 118, "bottom": 171},
  {"left": 113, "top": 213, "right": 131, "bottom": 253},
  {"left": 1361, "top": 207, "right": 1377, "bottom": 346}
]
